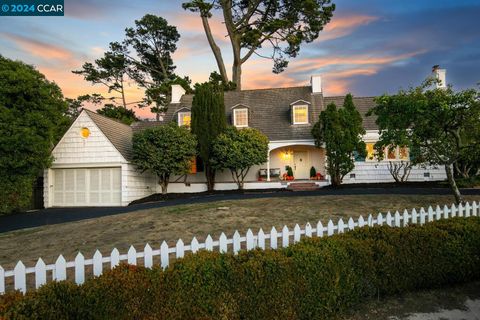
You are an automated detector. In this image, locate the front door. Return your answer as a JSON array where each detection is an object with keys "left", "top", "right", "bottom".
[{"left": 293, "top": 151, "right": 309, "bottom": 179}]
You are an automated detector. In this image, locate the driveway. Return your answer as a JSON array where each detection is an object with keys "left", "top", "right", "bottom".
[{"left": 0, "top": 187, "right": 479, "bottom": 233}]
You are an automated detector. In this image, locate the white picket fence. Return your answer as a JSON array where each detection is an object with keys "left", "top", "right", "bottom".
[{"left": 1, "top": 201, "right": 478, "bottom": 294}]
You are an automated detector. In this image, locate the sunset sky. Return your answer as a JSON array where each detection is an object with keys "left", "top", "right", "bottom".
[{"left": 1, "top": 0, "right": 479, "bottom": 118}]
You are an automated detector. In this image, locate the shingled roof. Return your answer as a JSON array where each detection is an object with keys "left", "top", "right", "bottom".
[
  {"left": 85, "top": 109, "right": 133, "bottom": 160},
  {"left": 159, "top": 86, "right": 378, "bottom": 140}
]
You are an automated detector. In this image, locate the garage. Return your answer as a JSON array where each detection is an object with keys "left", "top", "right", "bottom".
[{"left": 52, "top": 167, "right": 122, "bottom": 207}]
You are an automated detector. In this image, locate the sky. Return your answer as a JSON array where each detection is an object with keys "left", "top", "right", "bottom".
[{"left": 1, "top": 0, "right": 479, "bottom": 118}]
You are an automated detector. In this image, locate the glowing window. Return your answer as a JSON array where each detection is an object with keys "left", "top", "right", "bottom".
[
  {"left": 387, "top": 147, "right": 397, "bottom": 160},
  {"left": 293, "top": 105, "right": 308, "bottom": 124},
  {"left": 178, "top": 112, "right": 191, "bottom": 127},
  {"left": 81, "top": 127, "right": 90, "bottom": 138},
  {"left": 190, "top": 157, "right": 197, "bottom": 174},
  {"left": 233, "top": 108, "right": 248, "bottom": 127},
  {"left": 366, "top": 143, "right": 375, "bottom": 160},
  {"left": 399, "top": 147, "right": 409, "bottom": 160}
]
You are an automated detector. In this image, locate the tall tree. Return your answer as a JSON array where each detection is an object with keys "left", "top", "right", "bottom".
[
  {"left": 132, "top": 124, "right": 197, "bottom": 195},
  {"left": 0, "top": 56, "right": 69, "bottom": 213},
  {"left": 65, "top": 94, "right": 104, "bottom": 119},
  {"left": 368, "top": 80, "right": 480, "bottom": 204},
  {"left": 211, "top": 126, "right": 269, "bottom": 189},
  {"left": 124, "top": 14, "right": 192, "bottom": 118},
  {"left": 73, "top": 42, "right": 130, "bottom": 109},
  {"left": 191, "top": 83, "right": 227, "bottom": 191},
  {"left": 312, "top": 94, "right": 366, "bottom": 186},
  {"left": 97, "top": 104, "right": 139, "bottom": 125},
  {"left": 183, "top": 0, "right": 335, "bottom": 90}
]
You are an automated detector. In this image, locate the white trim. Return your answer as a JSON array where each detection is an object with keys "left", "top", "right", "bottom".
[
  {"left": 233, "top": 108, "right": 249, "bottom": 127},
  {"left": 268, "top": 139, "right": 316, "bottom": 152},
  {"left": 292, "top": 105, "right": 309, "bottom": 124},
  {"left": 290, "top": 99, "right": 311, "bottom": 105},
  {"left": 230, "top": 103, "right": 250, "bottom": 109},
  {"left": 177, "top": 111, "right": 191, "bottom": 127},
  {"left": 51, "top": 162, "right": 126, "bottom": 168}
]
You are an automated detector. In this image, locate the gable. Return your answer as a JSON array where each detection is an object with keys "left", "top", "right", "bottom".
[{"left": 52, "top": 111, "right": 127, "bottom": 165}]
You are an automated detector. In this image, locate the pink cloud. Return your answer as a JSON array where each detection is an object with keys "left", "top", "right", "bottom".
[{"left": 318, "top": 14, "right": 378, "bottom": 42}]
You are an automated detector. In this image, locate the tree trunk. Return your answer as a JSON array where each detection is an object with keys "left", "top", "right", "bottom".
[
  {"left": 232, "top": 62, "right": 242, "bottom": 91},
  {"left": 445, "top": 164, "right": 463, "bottom": 204},
  {"left": 205, "top": 165, "right": 216, "bottom": 192},
  {"left": 200, "top": 15, "right": 229, "bottom": 84},
  {"left": 159, "top": 176, "right": 169, "bottom": 196}
]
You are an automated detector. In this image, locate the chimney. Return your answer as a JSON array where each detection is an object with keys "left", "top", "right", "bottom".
[
  {"left": 310, "top": 75, "right": 322, "bottom": 94},
  {"left": 432, "top": 65, "right": 447, "bottom": 89},
  {"left": 171, "top": 84, "right": 186, "bottom": 103}
]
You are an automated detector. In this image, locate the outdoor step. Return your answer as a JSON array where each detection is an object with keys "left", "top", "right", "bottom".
[{"left": 287, "top": 182, "right": 319, "bottom": 191}]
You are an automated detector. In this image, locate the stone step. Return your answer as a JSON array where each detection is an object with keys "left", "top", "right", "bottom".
[{"left": 287, "top": 182, "right": 319, "bottom": 191}]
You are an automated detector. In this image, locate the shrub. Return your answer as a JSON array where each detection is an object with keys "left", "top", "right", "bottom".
[
  {"left": 1, "top": 217, "right": 480, "bottom": 319},
  {"left": 310, "top": 166, "right": 317, "bottom": 178}
]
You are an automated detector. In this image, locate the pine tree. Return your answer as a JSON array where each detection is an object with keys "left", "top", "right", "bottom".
[{"left": 191, "top": 83, "right": 227, "bottom": 191}]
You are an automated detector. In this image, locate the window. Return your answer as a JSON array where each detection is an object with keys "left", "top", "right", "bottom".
[
  {"left": 178, "top": 111, "right": 191, "bottom": 127},
  {"left": 233, "top": 108, "right": 248, "bottom": 127},
  {"left": 399, "top": 147, "right": 409, "bottom": 160},
  {"left": 387, "top": 147, "right": 397, "bottom": 160},
  {"left": 293, "top": 105, "right": 308, "bottom": 124},
  {"left": 366, "top": 143, "right": 375, "bottom": 160}
]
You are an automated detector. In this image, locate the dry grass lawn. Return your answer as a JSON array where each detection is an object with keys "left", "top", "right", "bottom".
[{"left": 0, "top": 194, "right": 478, "bottom": 269}]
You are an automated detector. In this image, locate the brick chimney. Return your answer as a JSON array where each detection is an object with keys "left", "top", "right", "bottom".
[{"left": 432, "top": 65, "right": 447, "bottom": 89}]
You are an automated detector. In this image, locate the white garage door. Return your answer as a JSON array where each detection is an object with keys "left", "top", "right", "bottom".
[{"left": 53, "top": 168, "right": 121, "bottom": 206}]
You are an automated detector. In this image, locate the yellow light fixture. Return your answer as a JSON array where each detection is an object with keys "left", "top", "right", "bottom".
[
  {"left": 282, "top": 149, "right": 293, "bottom": 160},
  {"left": 81, "top": 127, "right": 90, "bottom": 138}
]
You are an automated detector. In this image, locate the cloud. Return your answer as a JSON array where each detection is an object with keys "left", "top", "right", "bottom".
[{"left": 318, "top": 14, "right": 379, "bottom": 42}]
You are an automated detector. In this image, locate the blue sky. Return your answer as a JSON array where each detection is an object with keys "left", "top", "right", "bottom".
[{"left": 0, "top": 0, "right": 479, "bottom": 117}]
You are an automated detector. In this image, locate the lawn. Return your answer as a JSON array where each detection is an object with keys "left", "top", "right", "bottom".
[{"left": 0, "top": 194, "right": 478, "bottom": 269}]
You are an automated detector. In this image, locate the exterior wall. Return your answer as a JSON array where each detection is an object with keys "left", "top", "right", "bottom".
[
  {"left": 122, "top": 164, "right": 157, "bottom": 205},
  {"left": 346, "top": 162, "right": 446, "bottom": 184}
]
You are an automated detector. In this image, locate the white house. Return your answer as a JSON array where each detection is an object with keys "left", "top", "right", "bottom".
[{"left": 44, "top": 72, "right": 447, "bottom": 207}]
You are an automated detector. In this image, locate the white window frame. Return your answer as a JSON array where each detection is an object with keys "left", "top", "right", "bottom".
[
  {"left": 178, "top": 111, "right": 191, "bottom": 127},
  {"left": 292, "top": 105, "right": 309, "bottom": 125},
  {"left": 233, "top": 108, "right": 249, "bottom": 127}
]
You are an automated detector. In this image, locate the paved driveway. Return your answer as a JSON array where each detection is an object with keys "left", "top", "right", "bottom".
[{"left": 0, "top": 187, "right": 479, "bottom": 233}]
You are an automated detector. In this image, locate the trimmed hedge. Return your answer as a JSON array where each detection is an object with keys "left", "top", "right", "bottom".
[{"left": 1, "top": 217, "right": 480, "bottom": 319}]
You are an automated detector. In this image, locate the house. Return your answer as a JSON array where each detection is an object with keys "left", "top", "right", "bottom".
[{"left": 44, "top": 72, "right": 447, "bottom": 207}]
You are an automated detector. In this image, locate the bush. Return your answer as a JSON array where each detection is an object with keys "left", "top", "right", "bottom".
[
  {"left": 2, "top": 217, "right": 480, "bottom": 319},
  {"left": 310, "top": 166, "right": 317, "bottom": 178},
  {"left": 0, "top": 177, "right": 34, "bottom": 214}
]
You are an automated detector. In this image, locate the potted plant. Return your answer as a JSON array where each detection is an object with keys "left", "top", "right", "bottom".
[
  {"left": 284, "top": 165, "right": 294, "bottom": 180},
  {"left": 310, "top": 166, "right": 317, "bottom": 179}
]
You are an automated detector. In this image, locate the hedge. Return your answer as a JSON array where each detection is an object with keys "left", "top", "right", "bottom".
[{"left": 1, "top": 217, "right": 480, "bottom": 319}]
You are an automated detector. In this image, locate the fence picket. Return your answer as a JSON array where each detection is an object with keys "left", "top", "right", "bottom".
[
  {"left": 93, "top": 250, "right": 102, "bottom": 276},
  {"left": 176, "top": 239, "right": 185, "bottom": 258},
  {"left": 144, "top": 244, "right": 153, "bottom": 268},
  {"left": 128, "top": 246, "right": 137, "bottom": 265},
  {"left": 420, "top": 208, "right": 426, "bottom": 225},
  {"left": 473, "top": 201, "right": 478, "bottom": 216},
  {"left": 458, "top": 203, "right": 464, "bottom": 217},
  {"left": 386, "top": 212, "right": 393, "bottom": 226},
  {"left": 368, "top": 214, "right": 373, "bottom": 227},
  {"left": 55, "top": 255, "right": 67, "bottom": 281},
  {"left": 411, "top": 208, "right": 418, "bottom": 224},
  {"left": 75, "top": 252, "right": 85, "bottom": 284},
  {"left": 327, "top": 220, "right": 334, "bottom": 235},
  {"left": 14, "top": 261, "right": 26, "bottom": 293},
  {"left": 317, "top": 221, "right": 324, "bottom": 237},
  {"left": 403, "top": 209, "right": 409, "bottom": 226},
  {"left": 394, "top": 211, "right": 401, "bottom": 227},
  {"left": 305, "top": 223, "right": 312, "bottom": 237},
  {"left": 270, "top": 227, "right": 278, "bottom": 249},
  {"left": 219, "top": 233, "right": 228, "bottom": 253},
  {"left": 435, "top": 205, "right": 442, "bottom": 220},
  {"left": 35, "top": 258, "right": 46, "bottom": 289},
  {"left": 233, "top": 231, "right": 241, "bottom": 254},
  {"left": 377, "top": 213, "right": 384, "bottom": 226},
  {"left": 427, "top": 206, "right": 434, "bottom": 222},
  {"left": 358, "top": 215, "right": 365, "bottom": 227},
  {"left": 348, "top": 218, "right": 355, "bottom": 230},
  {"left": 465, "top": 202, "right": 471, "bottom": 217},
  {"left": 443, "top": 205, "right": 449, "bottom": 219},
  {"left": 0, "top": 266, "right": 4, "bottom": 294},
  {"left": 294, "top": 224, "right": 301, "bottom": 243},
  {"left": 110, "top": 248, "right": 120, "bottom": 269},
  {"left": 258, "top": 228, "right": 266, "bottom": 249},
  {"left": 337, "top": 219, "right": 345, "bottom": 233},
  {"left": 246, "top": 229, "right": 254, "bottom": 250},
  {"left": 191, "top": 237, "right": 200, "bottom": 253},
  {"left": 451, "top": 204, "right": 457, "bottom": 217},
  {"left": 282, "top": 226, "right": 289, "bottom": 247},
  {"left": 160, "top": 241, "right": 169, "bottom": 269},
  {"left": 205, "top": 235, "right": 213, "bottom": 251}
]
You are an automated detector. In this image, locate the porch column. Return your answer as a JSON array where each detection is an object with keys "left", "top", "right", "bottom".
[{"left": 267, "top": 153, "right": 271, "bottom": 181}]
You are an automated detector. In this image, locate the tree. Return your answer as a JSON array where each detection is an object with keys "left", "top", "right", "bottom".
[
  {"left": 0, "top": 56, "right": 69, "bottom": 213},
  {"left": 182, "top": 0, "right": 335, "bottom": 90},
  {"left": 367, "top": 79, "right": 480, "bottom": 203},
  {"left": 65, "top": 94, "right": 104, "bottom": 119},
  {"left": 124, "top": 14, "right": 193, "bottom": 118},
  {"left": 97, "top": 104, "right": 139, "bottom": 125},
  {"left": 211, "top": 126, "right": 269, "bottom": 189},
  {"left": 191, "top": 83, "right": 227, "bottom": 191},
  {"left": 132, "top": 123, "right": 197, "bottom": 195},
  {"left": 312, "top": 94, "right": 366, "bottom": 186},
  {"left": 73, "top": 42, "right": 130, "bottom": 108}
]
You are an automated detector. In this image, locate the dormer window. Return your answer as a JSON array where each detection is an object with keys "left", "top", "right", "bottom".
[
  {"left": 233, "top": 108, "right": 248, "bottom": 127},
  {"left": 178, "top": 111, "right": 191, "bottom": 127},
  {"left": 293, "top": 105, "right": 308, "bottom": 124}
]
